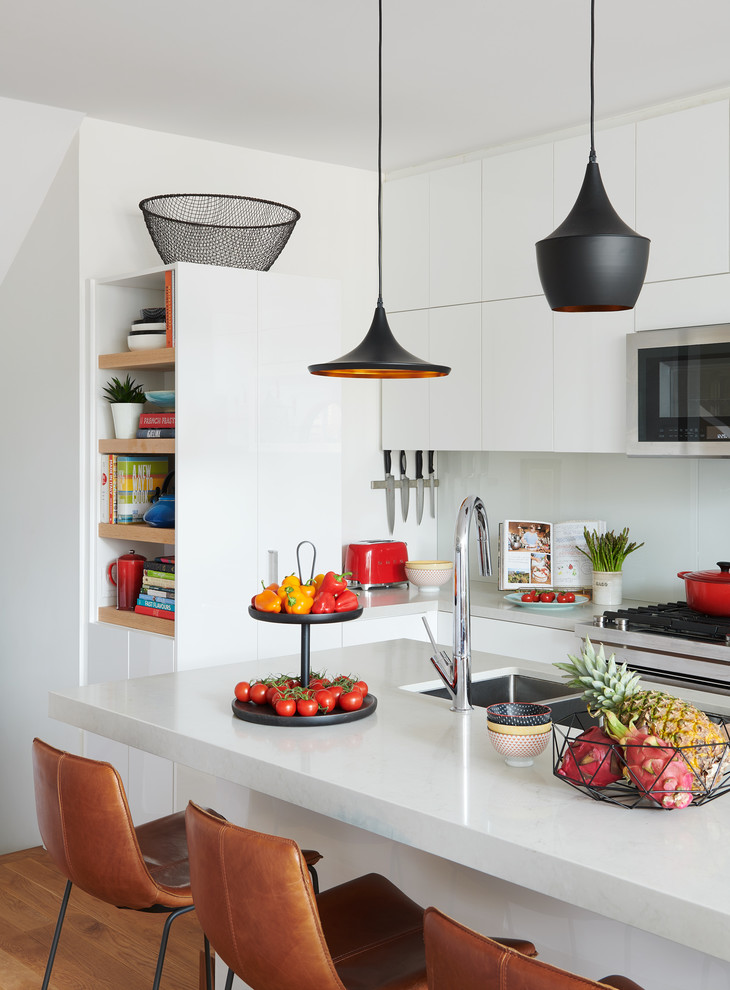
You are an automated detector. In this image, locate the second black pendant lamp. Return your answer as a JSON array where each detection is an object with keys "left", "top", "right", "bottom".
[
  {"left": 309, "top": 0, "right": 450, "bottom": 378},
  {"left": 535, "top": 0, "right": 650, "bottom": 312}
]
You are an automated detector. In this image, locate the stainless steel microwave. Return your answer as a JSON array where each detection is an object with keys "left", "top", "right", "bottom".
[{"left": 627, "top": 324, "right": 730, "bottom": 456}]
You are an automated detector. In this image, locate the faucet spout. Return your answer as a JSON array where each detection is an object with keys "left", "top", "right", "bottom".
[{"left": 451, "top": 495, "right": 492, "bottom": 712}]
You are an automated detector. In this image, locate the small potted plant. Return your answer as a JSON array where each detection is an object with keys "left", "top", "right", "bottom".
[
  {"left": 103, "top": 374, "right": 146, "bottom": 439},
  {"left": 577, "top": 527, "right": 644, "bottom": 606}
]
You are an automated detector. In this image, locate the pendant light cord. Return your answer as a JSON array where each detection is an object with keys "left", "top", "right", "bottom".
[
  {"left": 589, "top": 0, "right": 596, "bottom": 163},
  {"left": 377, "top": 0, "right": 384, "bottom": 305}
]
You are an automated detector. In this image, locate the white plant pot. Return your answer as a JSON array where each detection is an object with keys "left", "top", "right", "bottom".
[
  {"left": 592, "top": 570, "right": 623, "bottom": 606},
  {"left": 111, "top": 402, "right": 142, "bottom": 440}
]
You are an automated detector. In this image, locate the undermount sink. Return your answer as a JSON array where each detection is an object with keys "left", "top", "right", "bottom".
[{"left": 400, "top": 668, "right": 584, "bottom": 720}]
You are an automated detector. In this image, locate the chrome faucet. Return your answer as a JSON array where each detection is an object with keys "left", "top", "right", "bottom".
[{"left": 423, "top": 495, "right": 492, "bottom": 712}]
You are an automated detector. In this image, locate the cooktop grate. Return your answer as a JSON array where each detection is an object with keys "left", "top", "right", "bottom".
[{"left": 600, "top": 602, "right": 730, "bottom": 643}]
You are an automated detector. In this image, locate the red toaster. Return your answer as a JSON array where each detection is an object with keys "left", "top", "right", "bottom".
[{"left": 345, "top": 540, "right": 408, "bottom": 589}]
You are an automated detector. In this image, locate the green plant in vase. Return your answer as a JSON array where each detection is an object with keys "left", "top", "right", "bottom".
[
  {"left": 577, "top": 527, "right": 644, "bottom": 606},
  {"left": 103, "top": 375, "right": 146, "bottom": 439}
]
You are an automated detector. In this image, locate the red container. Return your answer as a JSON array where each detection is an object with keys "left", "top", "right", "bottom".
[
  {"left": 677, "top": 561, "right": 730, "bottom": 616},
  {"left": 107, "top": 549, "right": 147, "bottom": 611},
  {"left": 345, "top": 540, "right": 408, "bottom": 588}
]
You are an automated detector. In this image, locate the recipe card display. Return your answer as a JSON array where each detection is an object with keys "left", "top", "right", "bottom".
[{"left": 497, "top": 519, "right": 606, "bottom": 591}]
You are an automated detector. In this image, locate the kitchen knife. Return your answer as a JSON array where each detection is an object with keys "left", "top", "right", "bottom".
[
  {"left": 415, "top": 450, "right": 424, "bottom": 524},
  {"left": 384, "top": 450, "right": 395, "bottom": 535},
  {"left": 399, "top": 450, "right": 410, "bottom": 522},
  {"left": 428, "top": 450, "right": 436, "bottom": 518}
]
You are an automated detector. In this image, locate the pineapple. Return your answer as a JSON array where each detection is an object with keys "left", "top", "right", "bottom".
[{"left": 555, "top": 638, "right": 729, "bottom": 789}]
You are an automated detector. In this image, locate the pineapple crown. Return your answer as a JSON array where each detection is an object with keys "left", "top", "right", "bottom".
[{"left": 554, "top": 637, "right": 642, "bottom": 715}]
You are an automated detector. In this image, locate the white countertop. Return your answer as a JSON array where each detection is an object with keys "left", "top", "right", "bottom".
[{"left": 49, "top": 637, "right": 730, "bottom": 963}]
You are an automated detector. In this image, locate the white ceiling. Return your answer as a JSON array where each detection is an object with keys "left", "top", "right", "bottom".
[{"left": 3, "top": 0, "right": 730, "bottom": 173}]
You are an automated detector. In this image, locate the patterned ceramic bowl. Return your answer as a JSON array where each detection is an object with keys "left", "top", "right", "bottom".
[
  {"left": 485, "top": 702, "right": 552, "bottom": 726},
  {"left": 405, "top": 561, "right": 452, "bottom": 592}
]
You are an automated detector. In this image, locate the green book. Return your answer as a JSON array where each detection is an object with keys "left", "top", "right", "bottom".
[{"left": 116, "top": 456, "right": 169, "bottom": 524}]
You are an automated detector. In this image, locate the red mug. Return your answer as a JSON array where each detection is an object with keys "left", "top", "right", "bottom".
[{"left": 107, "top": 550, "right": 146, "bottom": 611}]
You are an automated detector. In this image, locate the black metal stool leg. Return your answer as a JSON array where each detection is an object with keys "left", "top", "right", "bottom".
[
  {"left": 41, "top": 878, "right": 72, "bottom": 990},
  {"left": 151, "top": 903, "right": 196, "bottom": 990},
  {"left": 308, "top": 864, "right": 320, "bottom": 895},
  {"left": 203, "top": 935, "right": 214, "bottom": 990},
  {"left": 224, "top": 966, "right": 235, "bottom": 990}
]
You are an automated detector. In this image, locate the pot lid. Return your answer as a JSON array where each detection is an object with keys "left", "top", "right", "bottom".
[{"left": 681, "top": 561, "right": 730, "bottom": 583}]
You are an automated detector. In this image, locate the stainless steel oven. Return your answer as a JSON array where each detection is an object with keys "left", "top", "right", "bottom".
[{"left": 627, "top": 324, "right": 730, "bottom": 456}]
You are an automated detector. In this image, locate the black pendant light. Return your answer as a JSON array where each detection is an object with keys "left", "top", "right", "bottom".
[
  {"left": 535, "top": 0, "right": 650, "bottom": 312},
  {"left": 309, "top": 0, "right": 450, "bottom": 379}
]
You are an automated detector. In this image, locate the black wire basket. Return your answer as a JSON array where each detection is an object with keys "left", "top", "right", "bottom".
[
  {"left": 552, "top": 708, "right": 730, "bottom": 809},
  {"left": 139, "top": 194, "right": 301, "bottom": 271}
]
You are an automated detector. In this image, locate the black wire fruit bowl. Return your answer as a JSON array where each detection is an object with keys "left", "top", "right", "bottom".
[
  {"left": 552, "top": 709, "right": 730, "bottom": 809},
  {"left": 139, "top": 193, "right": 300, "bottom": 271}
]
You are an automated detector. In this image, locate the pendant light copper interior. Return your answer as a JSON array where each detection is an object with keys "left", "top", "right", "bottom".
[
  {"left": 308, "top": 0, "right": 450, "bottom": 379},
  {"left": 535, "top": 0, "right": 650, "bottom": 312}
]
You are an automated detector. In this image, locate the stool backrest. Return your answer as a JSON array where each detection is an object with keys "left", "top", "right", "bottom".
[
  {"left": 32, "top": 737, "right": 166, "bottom": 910},
  {"left": 185, "top": 801, "right": 345, "bottom": 990},
  {"left": 424, "top": 908, "right": 644, "bottom": 990}
]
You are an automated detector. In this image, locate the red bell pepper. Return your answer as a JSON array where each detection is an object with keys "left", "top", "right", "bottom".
[
  {"left": 334, "top": 589, "right": 359, "bottom": 612},
  {"left": 319, "top": 570, "right": 350, "bottom": 597},
  {"left": 311, "top": 591, "right": 336, "bottom": 614}
]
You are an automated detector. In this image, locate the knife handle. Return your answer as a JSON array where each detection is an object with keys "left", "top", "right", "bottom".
[
  {"left": 384, "top": 449, "right": 391, "bottom": 474},
  {"left": 415, "top": 450, "right": 423, "bottom": 479},
  {"left": 400, "top": 450, "right": 407, "bottom": 476},
  {"left": 428, "top": 450, "right": 435, "bottom": 475}
]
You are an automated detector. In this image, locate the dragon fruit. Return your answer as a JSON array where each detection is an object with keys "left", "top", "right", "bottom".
[
  {"left": 604, "top": 712, "right": 694, "bottom": 809},
  {"left": 557, "top": 725, "right": 623, "bottom": 787}
]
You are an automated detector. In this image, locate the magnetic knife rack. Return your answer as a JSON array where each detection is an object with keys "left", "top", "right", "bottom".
[{"left": 370, "top": 479, "right": 440, "bottom": 491}]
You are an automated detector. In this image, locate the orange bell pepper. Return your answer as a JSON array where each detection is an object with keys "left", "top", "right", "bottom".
[
  {"left": 254, "top": 589, "right": 282, "bottom": 613},
  {"left": 283, "top": 588, "right": 313, "bottom": 615}
]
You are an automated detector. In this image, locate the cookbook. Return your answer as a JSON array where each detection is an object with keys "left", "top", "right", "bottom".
[{"left": 497, "top": 519, "right": 606, "bottom": 591}]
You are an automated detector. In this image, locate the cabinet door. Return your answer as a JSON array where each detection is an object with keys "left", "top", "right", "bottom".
[
  {"left": 430, "top": 161, "right": 482, "bottom": 307},
  {"left": 429, "top": 304, "right": 481, "bottom": 451},
  {"left": 553, "top": 309, "right": 634, "bottom": 453},
  {"left": 383, "top": 173, "right": 430, "bottom": 311},
  {"left": 637, "top": 101, "right": 730, "bottom": 282},
  {"left": 481, "top": 297, "right": 553, "bottom": 451},
  {"left": 635, "top": 273, "right": 730, "bottom": 331},
  {"left": 483, "top": 144, "right": 554, "bottom": 301},
  {"left": 381, "top": 310, "right": 431, "bottom": 450}
]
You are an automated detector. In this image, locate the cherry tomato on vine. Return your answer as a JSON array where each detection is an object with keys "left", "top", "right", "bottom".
[
  {"left": 353, "top": 680, "right": 369, "bottom": 697},
  {"left": 234, "top": 681, "right": 251, "bottom": 703},
  {"left": 249, "top": 683, "right": 269, "bottom": 705},
  {"left": 539, "top": 591, "right": 556, "bottom": 603},
  {"left": 315, "top": 689, "right": 336, "bottom": 713},
  {"left": 557, "top": 591, "right": 576, "bottom": 603},
  {"left": 521, "top": 591, "right": 537, "bottom": 602},
  {"left": 297, "top": 698, "right": 319, "bottom": 717},
  {"left": 328, "top": 684, "right": 344, "bottom": 703},
  {"left": 275, "top": 698, "right": 297, "bottom": 717},
  {"left": 339, "top": 690, "right": 364, "bottom": 712}
]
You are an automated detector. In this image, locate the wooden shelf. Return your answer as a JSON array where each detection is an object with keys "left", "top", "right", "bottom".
[
  {"left": 99, "top": 439, "right": 175, "bottom": 454},
  {"left": 98, "top": 606, "right": 174, "bottom": 638},
  {"left": 98, "top": 347, "right": 175, "bottom": 371},
  {"left": 99, "top": 522, "right": 175, "bottom": 544}
]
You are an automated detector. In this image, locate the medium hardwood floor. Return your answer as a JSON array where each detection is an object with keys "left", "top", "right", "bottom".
[{"left": 0, "top": 846, "right": 208, "bottom": 990}]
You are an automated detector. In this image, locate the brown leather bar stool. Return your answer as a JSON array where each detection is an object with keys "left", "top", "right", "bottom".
[
  {"left": 185, "top": 801, "right": 538, "bottom": 990},
  {"left": 424, "top": 906, "right": 647, "bottom": 990},
  {"left": 31, "top": 738, "right": 323, "bottom": 990}
]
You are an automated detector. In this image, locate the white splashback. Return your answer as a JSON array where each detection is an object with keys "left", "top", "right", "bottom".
[{"left": 437, "top": 450, "right": 730, "bottom": 604}]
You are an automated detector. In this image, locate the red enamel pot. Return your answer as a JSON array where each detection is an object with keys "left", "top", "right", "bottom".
[{"left": 677, "top": 561, "right": 730, "bottom": 616}]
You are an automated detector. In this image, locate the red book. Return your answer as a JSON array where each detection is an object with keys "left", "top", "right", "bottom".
[
  {"left": 134, "top": 604, "right": 175, "bottom": 621},
  {"left": 138, "top": 412, "right": 175, "bottom": 427}
]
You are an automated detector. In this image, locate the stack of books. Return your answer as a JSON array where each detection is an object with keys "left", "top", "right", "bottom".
[
  {"left": 101, "top": 455, "right": 169, "bottom": 523},
  {"left": 134, "top": 556, "right": 175, "bottom": 620},
  {"left": 136, "top": 412, "right": 175, "bottom": 439}
]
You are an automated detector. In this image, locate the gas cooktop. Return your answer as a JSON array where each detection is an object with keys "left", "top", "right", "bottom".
[{"left": 595, "top": 601, "right": 730, "bottom": 646}]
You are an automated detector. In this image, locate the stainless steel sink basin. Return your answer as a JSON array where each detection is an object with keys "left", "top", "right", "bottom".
[{"left": 400, "top": 668, "right": 583, "bottom": 718}]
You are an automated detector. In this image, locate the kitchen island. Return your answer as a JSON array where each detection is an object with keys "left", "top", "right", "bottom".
[{"left": 49, "top": 638, "right": 730, "bottom": 989}]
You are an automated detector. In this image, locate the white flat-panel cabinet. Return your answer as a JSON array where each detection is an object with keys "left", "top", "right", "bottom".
[
  {"left": 383, "top": 173, "right": 430, "bottom": 311},
  {"left": 429, "top": 304, "right": 482, "bottom": 450},
  {"left": 483, "top": 144, "right": 554, "bottom": 301},
  {"left": 635, "top": 273, "right": 730, "bottom": 331},
  {"left": 430, "top": 161, "right": 482, "bottom": 307},
  {"left": 637, "top": 101, "right": 730, "bottom": 283},
  {"left": 381, "top": 310, "right": 431, "bottom": 451},
  {"left": 481, "top": 296, "right": 553, "bottom": 451},
  {"left": 553, "top": 309, "right": 635, "bottom": 453}
]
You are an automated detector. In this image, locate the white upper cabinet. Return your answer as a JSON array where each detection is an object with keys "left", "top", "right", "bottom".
[
  {"left": 636, "top": 273, "right": 730, "bottom": 331},
  {"left": 429, "top": 161, "right": 482, "bottom": 307},
  {"left": 383, "top": 173, "right": 430, "bottom": 311},
  {"left": 381, "top": 310, "right": 431, "bottom": 450},
  {"left": 637, "top": 101, "right": 730, "bottom": 283},
  {"left": 553, "top": 309, "right": 635, "bottom": 453},
  {"left": 482, "top": 144, "right": 554, "bottom": 301},
  {"left": 481, "top": 296, "right": 553, "bottom": 452},
  {"left": 429, "top": 304, "right": 482, "bottom": 451}
]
